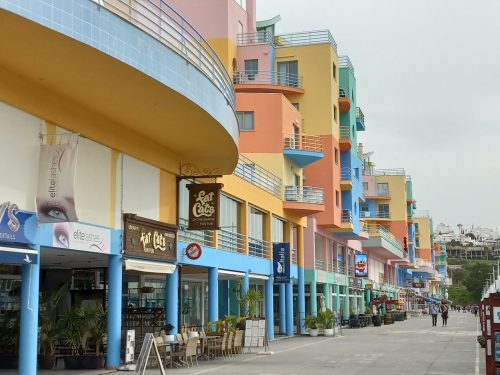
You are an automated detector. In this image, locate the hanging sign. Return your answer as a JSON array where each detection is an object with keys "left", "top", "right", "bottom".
[
  {"left": 186, "top": 183, "right": 223, "bottom": 230},
  {"left": 354, "top": 253, "right": 368, "bottom": 277},
  {"left": 185, "top": 243, "right": 202, "bottom": 260},
  {"left": 123, "top": 214, "right": 177, "bottom": 261},
  {"left": 0, "top": 202, "right": 37, "bottom": 246},
  {"left": 273, "top": 242, "right": 290, "bottom": 283},
  {"left": 36, "top": 143, "right": 79, "bottom": 223}
]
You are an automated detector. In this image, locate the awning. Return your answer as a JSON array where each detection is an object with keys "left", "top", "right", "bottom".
[
  {"left": 124, "top": 259, "right": 176, "bottom": 274},
  {"left": 0, "top": 246, "right": 38, "bottom": 264},
  {"left": 218, "top": 270, "right": 245, "bottom": 280},
  {"left": 249, "top": 273, "right": 269, "bottom": 280}
]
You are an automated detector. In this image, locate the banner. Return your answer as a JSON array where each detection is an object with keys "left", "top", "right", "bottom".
[
  {"left": 36, "top": 143, "right": 78, "bottom": 223},
  {"left": 273, "top": 242, "right": 290, "bottom": 283},
  {"left": 186, "top": 183, "right": 223, "bottom": 230},
  {"left": 354, "top": 253, "right": 368, "bottom": 277},
  {"left": 51, "top": 222, "right": 111, "bottom": 254}
]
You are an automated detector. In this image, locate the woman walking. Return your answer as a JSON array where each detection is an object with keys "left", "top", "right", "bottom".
[{"left": 441, "top": 302, "right": 449, "bottom": 327}]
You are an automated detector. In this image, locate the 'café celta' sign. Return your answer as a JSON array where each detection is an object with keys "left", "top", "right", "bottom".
[{"left": 186, "top": 183, "right": 223, "bottom": 230}]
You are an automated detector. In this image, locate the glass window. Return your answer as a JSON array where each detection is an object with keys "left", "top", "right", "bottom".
[
  {"left": 377, "top": 182, "right": 389, "bottom": 196},
  {"left": 272, "top": 216, "right": 285, "bottom": 242},
  {"left": 237, "top": 111, "right": 255, "bottom": 131},
  {"left": 354, "top": 168, "right": 359, "bottom": 179},
  {"left": 292, "top": 103, "right": 300, "bottom": 110},
  {"left": 249, "top": 206, "right": 266, "bottom": 257},
  {"left": 378, "top": 204, "right": 390, "bottom": 218},
  {"left": 363, "top": 182, "right": 368, "bottom": 191},
  {"left": 332, "top": 62, "right": 337, "bottom": 80},
  {"left": 335, "top": 190, "right": 340, "bottom": 207},
  {"left": 334, "top": 148, "right": 339, "bottom": 164},
  {"left": 218, "top": 194, "right": 241, "bottom": 252},
  {"left": 334, "top": 105, "right": 338, "bottom": 122},
  {"left": 277, "top": 60, "right": 299, "bottom": 87},
  {"left": 415, "top": 223, "right": 420, "bottom": 233},
  {"left": 244, "top": 59, "right": 258, "bottom": 80}
]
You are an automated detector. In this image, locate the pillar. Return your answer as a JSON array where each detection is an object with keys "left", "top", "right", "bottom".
[
  {"left": 18, "top": 261, "right": 40, "bottom": 374},
  {"left": 166, "top": 266, "right": 179, "bottom": 334},
  {"left": 343, "top": 286, "right": 349, "bottom": 318},
  {"left": 279, "top": 283, "right": 286, "bottom": 334},
  {"left": 310, "top": 282, "right": 317, "bottom": 316},
  {"left": 241, "top": 271, "right": 249, "bottom": 295},
  {"left": 325, "top": 284, "right": 332, "bottom": 310},
  {"left": 353, "top": 290, "right": 358, "bottom": 314},
  {"left": 221, "top": 280, "right": 230, "bottom": 317},
  {"left": 297, "top": 267, "right": 305, "bottom": 334},
  {"left": 360, "top": 289, "right": 365, "bottom": 314},
  {"left": 106, "top": 254, "right": 122, "bottom": 368},
  {"left": 265, "top": 277, "right": 274, "bottom": 340},
  {"left": 334, "top": 284, "right": 340, "bottom": 318},
  {"left": 285, "top": 281, "right": 294, "bottom": 336},
  {"left": 208, "top": 267, "right": 219, "bottom": 322}
]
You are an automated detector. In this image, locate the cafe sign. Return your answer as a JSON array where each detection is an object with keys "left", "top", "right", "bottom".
[
  {"left": 123, "top": 214, "right": 177, "bottom": 262},
  {"left": 186, "top": 183, "right": 223, "bottom": 230}
]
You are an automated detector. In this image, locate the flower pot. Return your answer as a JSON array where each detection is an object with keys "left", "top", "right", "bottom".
[
  {"left": 309, "top": 328, "right": 319, "bottom": 337},
  {"left": 64, "top": 355, "right": 105, "bottom": 369},
  {"left": 38, "top": 354, "right": 56, "bottom": 369},
  {"left": 323, "top": 328, "right": 334, "bottom": 337}
]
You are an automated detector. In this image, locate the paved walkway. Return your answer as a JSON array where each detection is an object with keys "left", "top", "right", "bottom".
[{"left": 0, "top": 311, "right": 484, "bottom": 374}]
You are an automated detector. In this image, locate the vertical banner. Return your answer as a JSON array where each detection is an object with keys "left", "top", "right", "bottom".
[
  {"left": 273, "top": 242, "right": 290, "bottom": 283},
  {"left": 36, "top": 143, "right": 78, "bottom": 223},
  {"left": 354, "top": 253, "right": 368, "bottom": 277},
  {"left": 186, "top": 183, "right": 223, "bottom": 230}
]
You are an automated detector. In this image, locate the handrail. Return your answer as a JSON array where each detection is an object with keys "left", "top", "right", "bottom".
[
  {"left": 340, "top": 167, "right": 352, "bottom": 181},
  {"left": 367, "top": 224, "right": 403, "bottom": 251},
  {"left": 361, "top": 211, "right": 390, "bottom": 219},
  {"left": 217, "top": 229, "right": 246, "bottom": 254},
  {"left": 284, "top": 185, "right": 324, "bottom": 204},
  {"left": 274, "top": 30, "right": 337, "bottom": 52},
  {"left": 360, "top": 221, "right": 368, "bottom": 232},
  {"left": 237, "top": 30, "right": 274, "bottom": 45},
  {"left": 178, "top": 218, "right": 214, "bottom": 247},
  {"left": 283, "top": 134, "right": 322, "bottom": 152},
  {"left": 372, "top": 168, "right": 406, "bottom": 176},
  {"left": 291, "top": 248, "right": 298, "bottom": 264},
  {"left": 315, "top": 259, "right": 326, "bottom": 271},
  {"left": 248, "top": 236, "right": 271, "bottom": 258},
  {"left": 234, "top": 155, "right": 282, "bottom": 197},
  {"left": 342, "top": 210, "right": 353, "bottom": 223},
  {"left": 233, "top": 70, "right": 304, "bottom": 89},
  {"left": 97, "top": 0, "right": 235, "bottom": 108},
  {"left": 340, "top": 126, "right": 351, "bottom": 139},
  {"left": 339, "top": 55, "right": 355, "bottom": 74}
]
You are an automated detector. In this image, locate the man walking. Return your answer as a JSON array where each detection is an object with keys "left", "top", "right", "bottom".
[
  {"left": 441, "top": 302, "right": 449, "bottom": 327},
  {"left": 430, "top": 304, "right": 439, "bottom": 326}
]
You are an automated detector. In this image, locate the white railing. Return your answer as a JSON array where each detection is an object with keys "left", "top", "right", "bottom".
[
  {"left": 217, "top": 229, "right": 246, "bottom": 254},
  {"left": 340, "top": 126, "right": 350, "bottom": 139},
  {"left": 233, "top": 71, "right": 304, "bottom": 88},
  {"left": 98, "top": 0, "right": 235, "bottom": 108},
  {"left": 178, "top": 218, "right": 214, "bottom": 247},
  {"left": 274, "top": 30, "right": 337, "bottom": 51},
  {"left": 248, "top": 237, "right": 271, "bottom": 258},
  {"left": 367, "top": 224, "right": 403, "bottom": 252},
  {"left": 416, "top": 259, "right": 434, "bottom": 269},
  {"left": 347, "top": 265, "right": 354, "bottom": 276},
  {"left": 337, "top": 263, "right": 345, "bottom": 274},
  {"left": 339, "top": 55, "right": 354, "bottom": 74},
  {"left": 414, "top": 210, "right": 431, "bottom": 218},
  {"left": 361, "top": 211, "right": 390, "bottom": 219},
  {"left": 284, "top": 186, "right": 324, "bottom": 204},
  {"left": 315, "top": 259, "right": 326, "bottom": 271},
  {"left": 342, "top": 210, "right": 353, "bottom": 223},
  {"left": 234, "top": 155, "right": 282, "bottom": 197},
  {"left": 371, "top": 168, "right": 406, "bottom": 176},
  {"left": 283, "top": 134, "right": 323, "bottom": 152},
  {"left": 237, "top": 30, "right": 273, "bottom": 45}
]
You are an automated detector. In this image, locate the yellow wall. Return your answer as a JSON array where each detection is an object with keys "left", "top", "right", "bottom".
[
  {"left": 207, "top": 37, "right": 238, "bottom": 73},
  {"left": 415, "top": 217, "right": 432, "bottom": 249},
  {"left": 376, "top": 175, "right": 407, "bottom": 220}
]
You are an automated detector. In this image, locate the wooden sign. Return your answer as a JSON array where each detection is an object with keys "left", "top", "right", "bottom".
[{"left": 186, "top": 183, "right": 223, "bottom": 230}]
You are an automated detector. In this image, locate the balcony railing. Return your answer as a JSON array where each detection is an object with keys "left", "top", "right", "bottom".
[
  {"left": 274, "top": 30, "right": 337, "bottom": 52},
  {"left": 367, "top": 224, "right": 403, "bottom": 251},
  {"left": 339, "top": 55, "right": 355, "bottom": 74},
  {"left": 416, "top": 259, "right": 434, "bottom": 269},
  {"left": 237, "top": 30, "right": 274, "bottom": 45},
  {"left": 283, "top": 134, "right": 322, "bottom": 152},
  {"left": 342, "top": 210, "right": 353, "bottom": 223},
  {"left": 356, "top": 107, "right": 365, "bottom": 124},
  {"left": 100, "top": 0, "right": 235, "bottom": 108},
  {"left": 340, "top": 126, "right": 351, "bottom": 139},
  {"left": 234, "top": 155, "right": 282, "bottom": 197},
  {"left": 284, "top": 186, "right": 324, "bottom": 204},
  {"left": 360, "top": 221, "right": 368, "bottom": 232},
  {"left": 178, "top": 218, "right": 214, "bottom": 247},
  {"left": 372, "top": 168, "right": 406, "bottom": 176},
  {"left": 233, "top": 71, "right": 304, "bottom": 89},
  {"left": 414, "top": 210, "right": 430, "bottom": 218},
  {"left": 361, "top": 211, "right": 390, "bottom": 219},
  {"left": 217, "top": 229, "right": 246, "bottom": 254},
  {"left": 341, "top": 167, "right": 352, "bottom": 181},
  {"left": 315, "top": 259, "right": 326, "bottom": 271},
  {"left": 337, "top": 263, "right": 345, "bottom": 274},
  {"left": 248, "top": 237, "right": 271, "bottom": 258},
  {"left": 347, "top": 265, "right": 354, "bottom": 276}
]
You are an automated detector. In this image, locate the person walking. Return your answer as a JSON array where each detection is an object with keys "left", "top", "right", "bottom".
[
  {"left": 430, "top": 304, "right": 439, "bottom": 326},
  {"left": 441, "top": 302, "right": 449, "bottom": 327}
]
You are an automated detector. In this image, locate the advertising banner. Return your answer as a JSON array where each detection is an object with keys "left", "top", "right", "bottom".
[
  {"left": 354, "top": 253, "right": 368, "bottom": 277},
  {"left": 273, "top": 242, "right": 290, "bottom": 284},
  {"left": 36, "top": 143, "right": 78, "bottom": 223},
  {"left": 51, "top": 222, "right": 111, "bottom": 254},
  {"left": 186, "top": 183, "right": 223, "bottom": 230},
  {"left": 0, "top": 202, "right": 37, "bottom": 246}
]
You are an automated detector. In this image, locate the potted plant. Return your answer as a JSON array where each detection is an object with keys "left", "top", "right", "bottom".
[
  {"left": 318, "top": 309, "right": 334, "bottom": 336},
  {"left": 239, "top": 289, "right": 263, "bottom": 318},
  {"left": 207, "top": 320, "right": 226, "bottom": 333},
  {"left": 61, "top": 304, "right": 107, "bottom": 369},
  {"left": 304, "top": 315, "right": 320, "bottom": 337}
]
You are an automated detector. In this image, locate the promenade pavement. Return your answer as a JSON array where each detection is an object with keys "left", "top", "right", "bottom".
[{"left": 0, "top": 311, "right": 483, "bottom": 375}]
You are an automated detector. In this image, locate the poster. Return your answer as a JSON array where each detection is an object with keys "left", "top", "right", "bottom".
[
  {"left": 273, "top": 243, "right": 290, "bottom": 283},
  {"left": 354, "top": 253, "right": 368, "bottom": 277}
]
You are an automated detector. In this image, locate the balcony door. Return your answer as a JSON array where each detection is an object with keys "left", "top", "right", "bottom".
[
  {"left": 277, "top": 60, "right": 298, "bottom": 87},
  {"left": 244, "top": 59, "right": 258, "bottom": 81}
]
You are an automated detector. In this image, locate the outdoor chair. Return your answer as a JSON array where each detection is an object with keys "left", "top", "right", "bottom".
[
  {"left": 207, "top": 332, "right": 227, "bottom": 359},
  {"left": 175, "top": 333, "right": 184, "bottom": 345},
  {"left": 170, "top": 337, "right": 198, "bottom": 368},
  {"left": 224, "top": 331, "right": 234, "bottom": 357},
  {"left": 233, "top": 330, "right": 243, "bottom": 355}
]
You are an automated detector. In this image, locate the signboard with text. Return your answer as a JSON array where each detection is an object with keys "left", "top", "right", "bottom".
[
  {"left": 273, "top": 242, "right": 290, "bottom": 283},
  {"left": 187, "top": 183, "right": 223, "bottom": 230},
  {"left": 51, "top": 222, "right": 110, "bottom": 254},
  {"left": 0, "top": 202, "right": 37, "bottom": 246}
]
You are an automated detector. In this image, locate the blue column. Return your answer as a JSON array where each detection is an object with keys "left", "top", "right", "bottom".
[
  {"left": 166, "top": 266, "right": 179, "bottom": 334},
  {"left": 297, "top": 267, "right": 305, "bottom": 334},
  {"left": 242, "top": 271, "right": 249, "bottom": 295},
  {"left": 279, "top": 283, "right": 286, "bottom": 334},
  {"left": 285, "top": 281, "right": 294, "bottom": 336},
  {"left": 19, "top": 261, "right": 40, "bottom": 375},
  {"left": 221, "top": 280, "right": 230, "bottom": 317},
  {"left": 265, "top": 277, "right": 274, "bottom": 340},
  {"left": 208, "top": 267, "right": 219, "bottom": 322},
  {"left": 106, "top": 254, "right": 122, "bottom": 368}
]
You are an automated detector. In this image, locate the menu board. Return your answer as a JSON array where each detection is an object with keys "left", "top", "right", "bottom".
[{"left": 244, "top": 319, "right": 266, "bottom": 348}]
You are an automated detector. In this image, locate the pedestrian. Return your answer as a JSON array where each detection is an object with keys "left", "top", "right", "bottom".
[
  {"left": 441, "top": 302, "right": 449, "bottom": 327},
  {"left": 430, "top": 304, "right": 439, "bottom": 326}
]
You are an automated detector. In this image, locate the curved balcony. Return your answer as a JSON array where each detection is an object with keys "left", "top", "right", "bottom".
[
  {"left": 283, "top": 134, "right": 323, "bottom": 167},
  {"left": 233, "top": 71, "right": 305, "bottom": 95},
  {"left": 0, "top": 0, "right": 239, "bottom": 174},
  {"left": 283, "top": 185, "right": 325, "bottom": 216}
]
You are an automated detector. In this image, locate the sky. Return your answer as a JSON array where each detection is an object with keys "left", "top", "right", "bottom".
[{"left": 257, "top": 0, "right": 500, "bottom": 230}]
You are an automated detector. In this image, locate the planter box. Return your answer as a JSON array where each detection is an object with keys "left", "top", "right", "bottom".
[{"left": 64, "top": 355, "right": 105, "bottom": 369}]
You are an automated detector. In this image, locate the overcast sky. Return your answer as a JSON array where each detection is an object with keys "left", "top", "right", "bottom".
[{"left": 257, "top": 0, "right": 500, "bottom": 230}]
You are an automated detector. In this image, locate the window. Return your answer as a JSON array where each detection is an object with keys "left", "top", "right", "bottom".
[
  {"left": 332, "top": 62, "right": 337, "bottom": 81},
  {"left": 377, "top": 182, "right": 389, "bottom": 196},
  {"left": 277, "top": 60, "right": 298, "bottom": 87},
  {"left": 360, "top": 203, "right": 369, "bottom": 212},
  {"left": 363, "top": 182, "right": 368, "bottom": 191},
  {"left": 333, "top": 105, "right": 338, "bottom": 122},
  {"left": 334, "top": 148, "right": 339, "bottom": 165},
  {"left": 354, "top": 168, "right": 359, "bottom": 179},
  {"left": 272, "top": 216, "right": 286, "bottom": 243},
  {"left": 248, "top": 206, "right": 265, "bottom": 256},
  {"left": 218, "top": 195, "right": 241, "bottom": 252},
  {"left": 378, "top": 204, "right": 389, "bottom": 218},
  {"left": 244, "top": 59, "right": 258, "bottom": 80},
  {"left": 415, "top": 223, "right": 420, "bottom": 233},
  {"left": 236, "top": 111, "right": 254, "bottom": 130},
  {"left": 292, "top": 103, "right": 300, "bottom": 110},
  {"left": 335, "top": 190, "right": 340, "bottom": 207},
  {"left": 416, "top": 238, "right": 420, "bottom": 248}
]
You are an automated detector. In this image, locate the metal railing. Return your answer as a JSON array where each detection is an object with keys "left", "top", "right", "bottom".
[
  {"left": 233, "top": 71, "right": 303, "bottom": 88},
  {"left": 414, "top": 210, "right": 430, "bottom": 218},
  {"left": 372, "top": 168, "right": 406, "bottom": 176},
  {"left": 339, "top": 55, "right": 355, "bottom": 74},
  {"left": 178, "top": 218, "right": 214, "bottom": 247},
  {"left": 416, "top": 259, "right": 434, "bottom": 269},
  {"left": 340, "top": 126, "right": 351, "bottom": 139},
  {"left": 361, "top": 211, "right": 390, "bottom": 219},
  {"left": 98, "top": 0, "right": 235, "bottom": 108},
  {"left": 315, "top": 259, "right": 326, "bottom": 271},
  {"left": 237, "top": 30, "right": 274, "bottom": 45},
  {"left": 291, "top": 248, "right": 298, "bottom": 264},
  {"left": 284, "top": 185, "right": 324, "bottom": 204},
  {"left": 337, "top": 263, "right": 345, "bottom": 274},
  {"left": 341, "top": 167, "right": 352, "bottom": 181},
  {"left": 342, "top": 210, "right": 353, "bottom": 223},
  {"left": 356, "top": 107, "right": 365, "bottom": 124},
  {"left": 367, "top": 224, "right": 403, "bottom": 252},
  {"left": 248, "top": 237, "right": 271, "bottom": 258},
  {"left": 360, "top": 221, "right": 368, "bottom": 232},
  {"left": 347, "top": 265, "right": 354, "bottom": 276},
  {"left": 217, "top": 229, "right": 246, "bottom": 254},
  {"left": 274, "top": 30, "right": 337, "bottom": 51},
  {"left": 284, "top": 134, "right": 323, "bottom": 152},
  {"left": 234, "top": 155, "right": 282, "bottom": 197}
]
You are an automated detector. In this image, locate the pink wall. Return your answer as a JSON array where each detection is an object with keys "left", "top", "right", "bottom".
[
  {"left": 363, "top": 175, "right": 376, "bottom": 196},
  {"left": 236, "top": 44, "right": 272, "bottom": 73}
]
